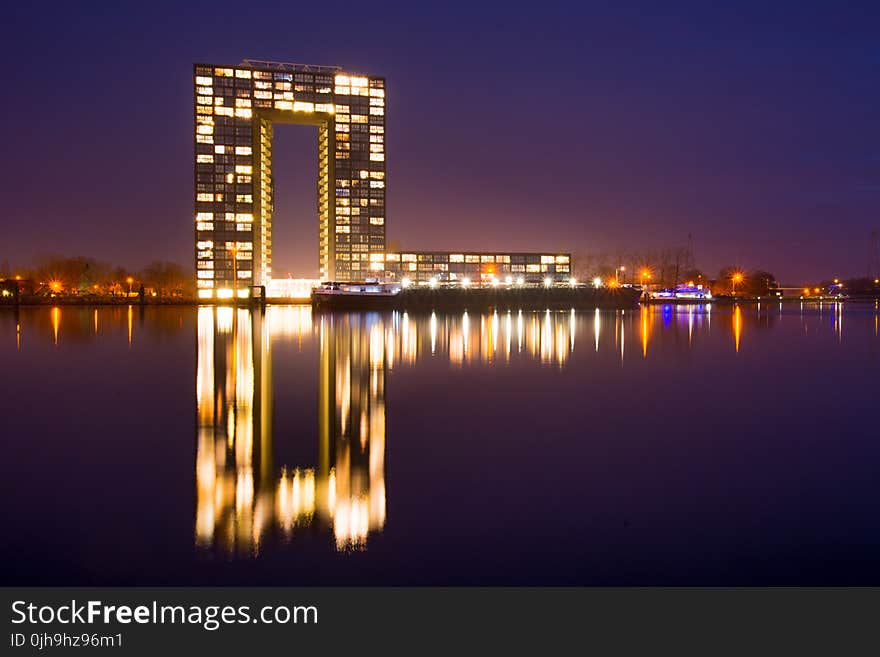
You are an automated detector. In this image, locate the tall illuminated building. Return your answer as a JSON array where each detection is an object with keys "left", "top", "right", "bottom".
[{"left": 194, "top": 60, "right": 386, "bottom": 298}]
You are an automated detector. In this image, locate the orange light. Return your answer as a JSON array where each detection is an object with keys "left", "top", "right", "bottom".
[
  {"left": 803, "top": 288, "right": 810, "bottom": 295},
  {"left": 814, "top": 288, "right": 820, "bottom": 294},
  {"left": 126, "top": 277, "right": 134, "bottom": 284},
  {"left": 49, "top": 280, "right": 62, "bottom": 292}
]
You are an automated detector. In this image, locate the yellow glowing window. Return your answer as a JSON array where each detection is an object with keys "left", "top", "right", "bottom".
[
  {"left": 369, "top": 88, "right": 385, "bottom": 98},
  {"left": 335, "top": 75, "right": 350, "bottom": 85},
  {"left": 407, "top": 263, "right": 417, "bottom": 271},
  {"left": 197, "top": 154, "right": 213, "bottom": 163},
  {"left": 369, "top": 217, "right": 384, "bottom": 225},
  {"left": 214, "top": 145, "right": 226, "bottom": 154},
  {"left": 235, "top": 98, "right": 252, "bottom": 108},
  {"left": 213, "top": 97, "right": 224, "bottom": 105},
  {"left": 196, "top": 212, "right": 213, "bottom": 221},
  {"left": 449, "top": 254, "right": 465, "bottom": 263},
  {"left": 402, "top": 253, "right": 417, "bottom": 262},
  {"left": 235, "top": 146, "right": 252, "bottom": 156},
  {"left": 274, "top": 101, "right": 293, "bottom": 111},
  {"left": 292, "top": 101, "right": 313, "bottom": 112},
  {"left": 196, "top": 96, "right": 212, "bottom": 105},
  {"left": 556, "top": 255, "right": 570, "bottom": 264},
  {"left": 541, "top": 255, "right": 555, "bottom": 264},
  {"left": 196, "top": 106, "right": 212, "bottom": 115},
  {"left": 465, "top": 255, "right": 480, "bottom": 263},
  {"left": 315, "top": 103, "right": 334, "bottom": 113},
  {"left": 235, "top": 165, "right": 252, "bottom": 174},
  {"left": 197, "top": 86, "right": 213, "bottom": 95},
  {"left": 214, "top": 67, "right": 233, "bottom": 77},
  {"left": 335, "top": 225, "right": 350, "bottom": 233},
  {"left": 235, "top": 213, "right": 253, "bottom": 222},
  {"left": 526, "top": 264, "right": 541, "bottom": 272},
  {"left": 195, "top": 76, "right": 212, "bottom": 86},
  {"left": 196, "top": 222, "right": 213, "bottom": 230},
  {"left": 369, "top": 253, "right": 385, "bottom": 262},
  {"left": 234, "top": 69, "right": 251, "bottom": 79},
  {"left": 369, "top": 108, "right": 384, "bottom": 116},
  {"left": 197, "top": 125, "right": 213, "bottom": 135},
  {"left": 481, "top": 255, "right": 495, "bottom": 263},
  {"left": 197, "top": 193, "right": 214, "bottom": 202},
  {"left": 236, "top": 194, "right": 252, "bottom": 203},
  {"left": 234, "top": 108, "right": 252, "bottom": 118},
  {"left": 369, "top": 153, "right": 385, "bottom": 162},
  {"left": 335, "top": 86, "right": 350, "bottom": 95},
  {"left": 352, "top": 114, "right": 368, "bottom": 123}
]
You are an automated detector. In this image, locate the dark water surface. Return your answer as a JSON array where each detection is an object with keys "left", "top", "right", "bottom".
[{"left": 1, "top": 302, "right": 878, "bottom": 585}]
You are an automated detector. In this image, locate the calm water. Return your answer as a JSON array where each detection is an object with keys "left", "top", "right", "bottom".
[{"left": 1, "top": 302, "right": 879, "bottom": 585}]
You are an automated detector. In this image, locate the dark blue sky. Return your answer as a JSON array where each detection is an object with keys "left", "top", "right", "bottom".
[{"left": 2, "top": 1, "right": 877, "bottom": 282}]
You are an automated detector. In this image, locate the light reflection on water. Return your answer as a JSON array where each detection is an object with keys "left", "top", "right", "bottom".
[{"left": 2, "top": 300, "right": 879, "bottom": 584}]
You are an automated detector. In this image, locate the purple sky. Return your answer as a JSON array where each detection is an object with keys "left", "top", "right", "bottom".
[{"left": 2, "top": 1, "right": 878, "bottom": 282}]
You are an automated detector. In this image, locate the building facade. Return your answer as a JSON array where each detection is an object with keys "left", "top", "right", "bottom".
[
  {"left": 194, "top": 60, "right": 386, "bottom": 298},
  {"left": 193, "top": 60, "right": 571, "bottom": 296},
  {"left": 374, "top": 251, "right": 571, "bottom": 284}
]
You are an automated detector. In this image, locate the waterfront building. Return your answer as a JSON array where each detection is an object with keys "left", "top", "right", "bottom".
[
  {"left": 373, "top": 251, "right": 571, "bottom": 284},
  {"left": 193, "top": 60, "right": 569, "bottom": 297}
]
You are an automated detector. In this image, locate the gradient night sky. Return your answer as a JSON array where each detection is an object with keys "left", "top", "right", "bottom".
[{"left": 2, "top": 1, "right": 877, "bottom": 282}]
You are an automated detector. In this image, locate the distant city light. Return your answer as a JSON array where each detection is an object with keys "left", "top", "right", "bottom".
[
  {"left": 569, "top": 277, "right": 577, "bottom": 287},
  {"left": 543, "top": 277, "right": 552, "bottom": 288},
  {"left": 504, "top": 275, "right": 513, "bottom": 285},
  {"left": 428, "top": 277, "right": 438, "bottom": 289},
  {"left": 401, "top": 277, "right": 412, "bottom": 288},
  {"left": 593, "top": 277, "right": 602, "bottom": 288},
  {"left": 461, "top": 277, "right": 471, "bottom": 288},
  {"left": 516, "top": 277, "right": 525, "bottom": 286}
]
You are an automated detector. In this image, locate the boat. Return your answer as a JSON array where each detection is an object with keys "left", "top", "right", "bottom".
[{"left": 310, "top": 281, "right": 402, "bottom": 309}]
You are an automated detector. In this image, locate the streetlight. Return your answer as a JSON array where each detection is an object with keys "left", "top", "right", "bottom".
[
  {"left": 126, "top": 276, "right": 134, "bottom": 296},
  {"left": 731, "top": 272, "right": 744, "bottom": 297},
  {"left": 615, "top": 265, "right": 626, "bottom": 286}
]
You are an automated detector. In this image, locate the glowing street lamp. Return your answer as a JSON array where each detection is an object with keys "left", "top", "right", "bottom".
[
  {"left": 126, "top": 276, "right": 134, "bottom": 295},
  {"left": 731, "top": 272, "right": 744, "bottom": 297},
  {"left": 543, "top": 277, "right": 552, "bottom": 288},
  {"left": 592, "top": 277, "right": 602, "bottom": 289},
  {"left": 615, "top": 265, "right": 626, "bottom": 286}
]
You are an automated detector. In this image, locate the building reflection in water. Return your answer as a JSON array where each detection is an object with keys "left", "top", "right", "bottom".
[
  {"left": 194, "top": 306, "right": 578, "bottom": 556},
  {"left": 195, "top": 307, "right": 386, "bottom": 554}
]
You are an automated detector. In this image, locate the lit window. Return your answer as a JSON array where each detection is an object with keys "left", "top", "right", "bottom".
[
  {"left": 235, "top": 146, "right": 252, "bottom": 156},
  {"left": 234, "top": 69, "right": 251, "bottom": 79},
  {"left": 214, "top": 67, "right": 233, "bottom": 77},
  {"left": 214, "top": 145, "right": 226, "bottom": 154},
  {"left": 369, "top": 153, "right": 385, "bottom": 161},
  {"left": 234, "top": 108, "right": 252, "bottom": 118},
  {"left": 195, "top": 76, "right": 212, "bottom": 86},
  {"left": 197, "top": 154, "right": 213, "bottom": 163},
  {"left": 369, "top": 217, "right": 384, "bottom": 225},
  {"left": 449, "top": 254, "right": 464, "bottom": 263},
  {"left": 235, "top": 165, "right": 252, "bottom": 174},
  {"left": 293, "top": 101, "right": 314, "bottom": 112},
  {"left": 197, "top": 193, "right": 214, "bottom": 202},
  {"left": 196, "top": 212, "right": 213, "bottom": 221}
]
